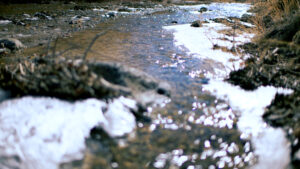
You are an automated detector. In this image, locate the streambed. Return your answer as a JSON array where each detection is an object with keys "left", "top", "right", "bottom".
[{"left": 0, "top": 2, "right": 292, "bottom": 169}]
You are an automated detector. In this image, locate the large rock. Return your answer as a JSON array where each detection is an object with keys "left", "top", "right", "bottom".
[{"left": 0, "top": 38, "right": 25, "bottom": 51}]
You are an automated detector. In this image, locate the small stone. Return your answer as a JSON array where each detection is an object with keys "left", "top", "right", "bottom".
[
  {"left": 117, "top": 7, "right": 132, "bottom": 12},
  {"left": 171, "top": 21, "right": 178, "bottom": 24},
  {"left": 199, "top": 7, "right": 208, "bottom": 13},
  {"left": 34, "top": 12, "right": 52, "bottom": 20},
  {"left": 191, "top": 20, "right": 202, "bottom": 27},
  {"left": 107, "top": 12, "right": 115, "bottom": 18}
]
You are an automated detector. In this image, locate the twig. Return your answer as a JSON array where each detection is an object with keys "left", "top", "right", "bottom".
[
  {"left": 82, "top": 30, "right": 108, "bottom": 60},
  {"left": 52, "top": 37, "right": 59, "bottom": 57}
]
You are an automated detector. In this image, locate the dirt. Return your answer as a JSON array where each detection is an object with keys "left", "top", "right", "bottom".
[{"left": 227, "top": 11, "right": 300, "bottom": 166}]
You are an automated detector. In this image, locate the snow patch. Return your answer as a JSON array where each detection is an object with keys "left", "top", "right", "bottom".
[
  {"left": 164, "top": 22, "right": 254, "bottom": 77},
  {"left": 0, "top": 96, "right": 136, "bottom": 169},
  {"left": 203, "top": 80, "right": 292, "bottom": 169}
]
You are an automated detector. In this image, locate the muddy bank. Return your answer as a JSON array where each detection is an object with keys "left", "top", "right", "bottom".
[{"left": 228, "top": 11, "right": 300, "bottom": 166}]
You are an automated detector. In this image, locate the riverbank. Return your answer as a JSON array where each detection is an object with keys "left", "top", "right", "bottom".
[{"left": 227, "top": 0, "right": 300, "bottom": 166}]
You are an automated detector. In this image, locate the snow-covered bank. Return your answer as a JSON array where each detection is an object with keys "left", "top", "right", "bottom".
[
  {"left": 164, "top": 23, "right": 254, "bottom": 78},
  {"left": 164, "top": 3, "right": 292, "bottom": 168},
  {"left": 0, "top": 96, "right": 136, "bottom": 169},
  {"left": 203, "top": 81, "right": 292, "bottom": 169}
]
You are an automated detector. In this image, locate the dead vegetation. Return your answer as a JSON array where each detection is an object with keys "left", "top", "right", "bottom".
[{"left": 228, "top": 0, "right": 300, "bottom": 166}]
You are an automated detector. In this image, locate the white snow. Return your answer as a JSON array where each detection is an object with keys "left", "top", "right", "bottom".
[
  {"left": 203, "top": 80, "right": 292, "bottom": 169},
  {"left": 0, "top": 96, "right": 136, "bottom": 169},
  {"left": 0, "top": 20, "right": 12, "bottom": 24},
  {"left": 164, "top": 22, "right": 254, "bottom": 77}
]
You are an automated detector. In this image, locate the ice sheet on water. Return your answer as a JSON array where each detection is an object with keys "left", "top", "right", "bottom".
[{"left": 0, "top": 96, "right": 136, "bottom": 169}]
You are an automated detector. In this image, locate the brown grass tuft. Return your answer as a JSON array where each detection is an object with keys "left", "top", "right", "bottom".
[{"left": 251, "top": 0, "right": 300, "bottom": 33}]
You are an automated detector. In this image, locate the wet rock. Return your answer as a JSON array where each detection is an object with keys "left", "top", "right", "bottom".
[
  {"left": 0, "top": 38, "right": 25, "bottom": 51},
  {"left": 198, "top": 7, "right": 208, "bottom": 13},
  {"left": 23, "top": 13, "right": 31, "bottom": 18},
  {"left": 292, "top": 31, "right": 300, "bottom": 44},
  {"left": 34, "top": 12, "right": 52, "bottom": 20},
  {"left": 117, "top": 7, "right": 132, "bottom": 12},
  {"left": 241, "top": 13, "right": 252, "bottom": 23},
  {"left": 106, "top": 12, "right": 115, "bottom": 18},
  {"left": 191, "top": 20, "right": 202, "bottom": 27},
  {"left": 12, "top": 20, "right": 26, "bottom": 26},
  {"left": 70, "top": 15, "right": 90, "bottom": 24}
]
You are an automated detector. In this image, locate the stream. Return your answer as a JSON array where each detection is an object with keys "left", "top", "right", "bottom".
[{"left": 0, "top": 2, "right": 292, "bottom": 169}]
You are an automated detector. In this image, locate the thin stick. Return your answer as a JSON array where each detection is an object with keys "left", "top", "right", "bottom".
[
  {"left": 52, "top": 37, "right": 59, "bottom": 57},
  {"left": 82, "top": 31, "right": 107, "bottom": 60}
]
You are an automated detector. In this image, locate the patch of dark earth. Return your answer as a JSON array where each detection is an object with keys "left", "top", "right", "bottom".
[{"left": 227, "top": 11, "right": 300, "bottom": 166}]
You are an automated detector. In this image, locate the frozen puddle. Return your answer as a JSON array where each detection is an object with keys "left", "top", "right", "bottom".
[
  {"left": 164, "top": 3, "right": 292, "bottom": 169},
  {"left": 0, "top": 96, "right": 136, "bottom": 169}
]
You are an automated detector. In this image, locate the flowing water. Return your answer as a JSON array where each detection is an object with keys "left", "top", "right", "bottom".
[{"left": 0, "top": 2, "right": 291, "bottom": 169}]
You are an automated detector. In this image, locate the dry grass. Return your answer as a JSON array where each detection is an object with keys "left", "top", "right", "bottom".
[{"left": 251, "top": 0, "right": 300, "bottom": 33}]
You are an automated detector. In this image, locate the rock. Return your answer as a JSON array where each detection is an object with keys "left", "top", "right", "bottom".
[
  {"left": 241, "top": 13, "right": 252, "bottom": 23},
  {"left": 12, "top": 20, "right": 26, "bottom": 26},
  {"left": 198, "top": 7, "right": 208, "bottom": 13},
  {"left": 171, "top": 21, "right": 178, "bottom": 24},
  {"left": 23, "top": 13, "right": 31, "bottom": 18},
  {"left": 34, "top": 12, "right": 52, "bottom": 20},
  {"left": 292, "top": 31, "right": 300, "bottom": 44},
  {"left": 70, "top": 15, "right": 90, "bottom": 24},
  {"left": 107, "top": 12, "right": 115, "bottom": 18},
  {"left": 0, "top": 38, "right": 25, "bottom": 51},
  {"left": 117, "top": 7, "right": 132, "bottom": 12},
  {"left": 191, "top": 20, "right": 202, "bottom": 27}
]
